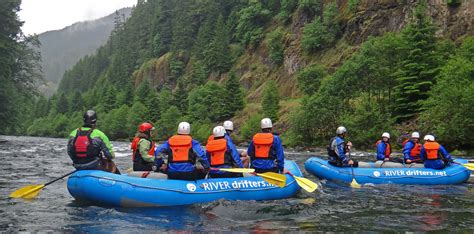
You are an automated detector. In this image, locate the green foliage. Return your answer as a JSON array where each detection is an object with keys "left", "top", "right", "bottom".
[
  {"left": 188, "top": 81, "right": 227, "bottom": 122},
  {"left": 56, "top": 93, "right": 69, "bottom": 114},
  {"left": 277, "top": 0, "right": 298, "bottom": 24},
  {"left": 420, "top": 37, "right": 474, "bottom": 149},
  {"left": 297, "top": 0, "right": 322, "bottom": 16},
  {"left": 296, "top": 64, "right": 326, "bottom": 96},
  {"left": 446, "top": 0, "right": 462, "bottom": 7},
  {"left": 101, "top": 105, "right": 130, "bottom": 139},
  {"left": 239, "top": 114, "right": 264, "bottom": 142},
  {"left": 203, "top": 15, "right": 232, "bottom": 73},
  {"left": 155, "top": 106, "right": 181, "bottom": 140},
  {"left": 222, "top": 71, "right": 245, "bottom": 119},
  {"left": 267, "top": 28, "right": 285, "bottom": 65},
  {"left": 127, "top": 101, "right": 148, "bottom": 136},
  {"left": 393, "top": 1, "right": 439, "bottom": 122},
  {"left": 347, "top": 0, "right": 359, "bottom": 12},
  {"left": 301, "top": 2, "right": 340, "bottom": 53},
  {"left": 235, "top": 1, "right": 272, "bottom": 47},
  {"left": 191, "top": 121, "right": 214, "bottom": 143},
  {"left": 261, "top": 80, "right": 280, "bottom": 122}
]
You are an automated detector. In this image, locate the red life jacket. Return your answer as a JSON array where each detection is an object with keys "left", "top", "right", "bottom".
[
  {"left": 206, "top": 138, "right": 232, "bottom": 167},
  {"left": 410, "top": 141, "right": 422, "bottom": 158},
  {"left": 73, "top": 128, "right": 93, "bottom": 158},
  {"left": 168, "top": 135, "right": 194, "bottom": 163},
  {"left": 402, "top": 139, "right": 409, "bottom": 147},
  {"left": 424, "top": 141, "right": 441, "bottom": 160},
  {"left": 252, "top": 133, "right": 274, "bottom": 159},
  {"left": 376, "top": 140, "right": 391, "bottom": 158},
  {"left": 131, "top": 137, "right": 155, "bottom": 163}
]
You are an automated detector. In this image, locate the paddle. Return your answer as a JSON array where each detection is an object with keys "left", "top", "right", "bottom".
[
  {"left": 348, "top": 150, "right": 361, "bottom": 188},
  {"left": 252, "top": 172, "right": 287, "bottom": 188},
  {"left": 211, "top": 168, "right": 255, "bottom": 173},
  {"left": 452, "top": 162, "right": 474, "bottom": 170},
  {"left": 10, "top": 170, "right": 77, "bottom": 199},
  {"left": 286, "top": 171, "right": 318, "bottom": 192}
]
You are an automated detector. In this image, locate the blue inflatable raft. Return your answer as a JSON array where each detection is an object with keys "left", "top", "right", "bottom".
[
  {"left": 305, "top": 157, "right": 470, "bottom": 185},
  {"left": 67, "top": 160, "right": 302, "bottom": 207}
]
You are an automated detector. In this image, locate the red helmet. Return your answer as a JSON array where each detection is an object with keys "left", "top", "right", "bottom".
[{"left": 139, "top": 123, "right": 155, "bottom": 132}]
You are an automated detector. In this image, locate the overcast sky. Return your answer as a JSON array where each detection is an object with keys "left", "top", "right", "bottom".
[{"left": 19, "top": 0, "right": 137, "bottom": 35}]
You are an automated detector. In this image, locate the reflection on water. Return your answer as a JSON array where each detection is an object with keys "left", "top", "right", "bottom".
[{"left": 1, "top": 135, "right": 474, "bottom": 232}]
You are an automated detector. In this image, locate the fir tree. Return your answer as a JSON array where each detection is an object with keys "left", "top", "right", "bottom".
[
  {"left": 262, "top": 80, "right": 280, "bottom": 121},
  {"left": 222, "top": 71, "right": 245, "bottom": 119},
  {"left": 203, "top": 15, "right": 232, "bottom": 73},
  {"left": 393, "top": 1, "right": 438, "bottom": 122}
]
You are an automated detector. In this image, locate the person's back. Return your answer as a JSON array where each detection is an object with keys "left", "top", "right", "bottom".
[
  {"left": 247, "top": 118, "right": 285, "bottom": 173},
  {"left": 420, "top": 135, "right": 453, "bottom": 169},
  {"left": 154, "top": 122, "right": 210, "bottom": 181},
  {"left": 206, "top": 126, "right": 244, "bottom": 178},
  {"left": 131, "top": 123, "right": 155, "bottom": 171},
  {"left": 67, "top": 110, "right": 119, "bottom": 174}
]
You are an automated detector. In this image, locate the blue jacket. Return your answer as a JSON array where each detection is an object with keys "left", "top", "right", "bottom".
[
  {"left": 376, "top": 141, "right": 390, "bottom": 161},
  {"left": 329, "top": 136, "right": 349, "bottom": 165},
  {"left": 403, "top": 140, "right": 421, "bottom": 161},
  {"left": 247, "top": 134, "right": 285, "bottom": 171},
  {"left": 224, "top": 134, "right": 234, "bottom": 144},
  {"left": 207, "top": 138, "right": 243, "bottom": 174},
  {"left": 154, "top": 138, "right": 210, "bottom": 173},
  {"left": 420, "top": 143, "right": 453, "bottom": 169}
]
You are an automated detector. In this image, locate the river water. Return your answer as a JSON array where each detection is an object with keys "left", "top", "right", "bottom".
[{"left": 1, "top": 135, "right": 474, "bottom": 232}]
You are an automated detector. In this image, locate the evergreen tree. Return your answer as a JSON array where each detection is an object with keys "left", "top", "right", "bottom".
[
  {"left": 393, "top": 1, "right": 438, "bottom": 122},
  {"left": 158, "top": 88, "right": 174, "bottom": 114},
  {"left": 102, "top": 86, "right": 118, "bottom": 111},
  {"left": 204, "top": 15, "right": 232, "bottom": 73},
  {"left": 297, "top": 64, "right": 326, "bottom": 96},
  {"left": 156, "top": 106, "right": 181, "bottom": 140},
  {"left": 267, "top": 28, "right": 285, "bottom": 65},
  {"left": 145, "top": 91, "right": 161, "bottom": 122},
  {"left": 56, "top": 93, "right": 69, "bottom": 114},
  {"left": 134, "top": 79, "right": 152, "bottom": 102},
  {"left": 222, "top": 71, "right": 245, "bottom": 119},
  {"left": 69, "top": 91, "right": 84, "bottom": 113},
  {"left": 262, "top": 80, "right": 280, "bottom": 121},
  {"left": 173, "top": 80, "right": 189, "bottom": 114},
  {"left": 127, "top": 101, "right": 148, "bottom": 136}
]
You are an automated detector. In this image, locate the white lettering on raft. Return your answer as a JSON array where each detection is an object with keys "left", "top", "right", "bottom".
[
  {"left": 383, "top": 170, "right": 447, "bottom": 177},
  {"left": 199, "top": 180, "right": 275, "bottom": 191}
]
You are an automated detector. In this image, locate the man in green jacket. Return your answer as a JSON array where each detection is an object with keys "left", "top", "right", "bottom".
[{"left": 67, "top": 110, "right": 120, "bottom": 174}]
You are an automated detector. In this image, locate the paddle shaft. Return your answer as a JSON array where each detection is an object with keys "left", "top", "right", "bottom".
[{"left": 44, "top": 170, "right": 77, "bottom": 186}]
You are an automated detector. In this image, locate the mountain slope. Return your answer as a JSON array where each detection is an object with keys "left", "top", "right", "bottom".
[{"left": 37, "top": 7, "right": 132, "bottom": 96}]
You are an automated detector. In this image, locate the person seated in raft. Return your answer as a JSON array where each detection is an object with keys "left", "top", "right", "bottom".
[
  {"left": 403, "top": 132, "right": 422, "bottom": 164},
  {"left": 154, "top": 122, "right": 210, "bottom": 181},
  {"left": 375, "top": 132, "right": 391, "bottom": 161},
  {"left": 67, "top": 110, "right": 120, "bottom": 174},
  {"left": 327, "top": 126, "right": 358, "bottom": 167},
  {"left": 420, "top": 135, "right": 453, "bottom": 169},
  {"left": 206, "top": 126, "right": 244, "bottom": 178},
  {"left": 130, "top": 122, "right": 156, "bottom": 171},
  {"left": 247, "top": 118, "right": 288, "bottom": 174},
  {"left": 223, "top": 120, "right": 250, "bottom": 168}
]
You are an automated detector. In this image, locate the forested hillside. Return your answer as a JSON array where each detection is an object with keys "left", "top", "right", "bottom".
[
  {"left": 20, "top": 0, "right": 474, "bottom": 150},
  {"left": 37, "top": 7, "right": 132, "bottom": 96}
]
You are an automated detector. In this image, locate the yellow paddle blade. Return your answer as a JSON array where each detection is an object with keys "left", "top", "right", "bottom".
[
  {"left": 126, "top": 168, "right": 133, "bottom": 173},
  {"left": 293, "top": 176, "right": 318, "bottom": 192},
  {"left": 217, "top": 168, "right": 255, "bottom": 173},
  {"left": 9, "top": 184, "right": 45, "bottom": 199},
  {"left": 463, "top": 163, "right": 474, "bottom": 170},
  {"left": 350, "top": 179, "right": 361, "bottom": 189},
  {"left": 255, "top": 172, "right": 287, "bottom": 188}
]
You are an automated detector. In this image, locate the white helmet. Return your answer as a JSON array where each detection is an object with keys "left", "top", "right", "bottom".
[
  {"left": 424, "top": 134, "right": 435, "bottom": 141},
  {"left": 177, "top": 122, "right": 191, "bottom": 135},
  {"left": 261, "top": 118, "right": 273, "bottom": 129},
  {"left": 213, "top": 126, "right": 226, "bottom": 138},
  {"left": 382, "top": 132, "right": 390, "bottom": 139},
  {"left": 411, "top": 132, "right": 420, "bottom": 138},
  {"left": 336, "top": 126, "right": 347, "bottom": 135},
  {"left": 223, "top": 120, "right": 234, "bottom": 131}
]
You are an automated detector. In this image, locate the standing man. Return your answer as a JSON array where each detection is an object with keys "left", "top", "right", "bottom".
[
  {"left": 206, "top": 126, "right": 244, "bottom": 178},
  {"left": 247, "top": 118, "right": 286, "bottom": 173},
  {"left": 327, "top": 126, "right": 357, "bottom": 167},
  {"left": 67, "top": 110, "right": 120, "bottom": 174},
  {"left": 420, "top": 135, "right": 453, "bottom": 169},
  {"left": 403, "top": 132, "right": 422, "bottom": 164},
  {"left": 154, "top": 122, "right": 210, "bottom": 180},
  {"left": 131, "top": 122, "right": 155, "bottom": 171}
]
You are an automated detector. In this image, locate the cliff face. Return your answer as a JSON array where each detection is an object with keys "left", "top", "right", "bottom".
[{"left": 235, "top": 0, "right": 473, "bottom": 99}]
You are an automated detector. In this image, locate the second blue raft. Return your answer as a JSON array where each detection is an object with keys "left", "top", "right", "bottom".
[{"left": 305, "top": 156, "right": 470, "bottom": 185}]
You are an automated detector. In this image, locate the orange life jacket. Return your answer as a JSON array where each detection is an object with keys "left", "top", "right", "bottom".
[
  {"left": 206, "top": 138, "right": 232, "bottom": 167},
  {"left": 410, "top": 141, "right": 422, "bottom": 158},
  {"left": 252, "top": 133, "right": 274, "bottom": 159},
  {"left": 131, "top": 137, "right": 155, "bottom": 162},
  {"left": 376, "top": 140, "right": 391, "bottom": 158},
  {"left": 424, "top": 141, "right": 441, "bottom": 160},
  {"left": 207, "top": 135, "right": 214, "bottom": 144},
  {"left": 168, "top": 135, "right": 193, "bottom": 163}
]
